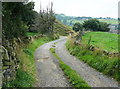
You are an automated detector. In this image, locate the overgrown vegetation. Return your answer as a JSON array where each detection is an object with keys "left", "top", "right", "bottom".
[
  {"left": 66, "top": 40, "right": 120, "bottom": 83},
  {"left": 50, "top": 48, "right": 91, "bottom": 88}
]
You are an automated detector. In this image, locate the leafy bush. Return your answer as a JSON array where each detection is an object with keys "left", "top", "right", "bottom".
[{"left": 73, "top": 22, "right": 83, "bottom": 32}]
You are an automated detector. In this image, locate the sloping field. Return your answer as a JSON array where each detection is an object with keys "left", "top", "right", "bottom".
[
  {"left": 81, "top": 32, "right": 119, "bottom": 52},
  {"left": 99, "top": 19, "right": 118, "bottom": 24},
  {"left": 54, "top": 20, "right": 72, "bottom": 36}
]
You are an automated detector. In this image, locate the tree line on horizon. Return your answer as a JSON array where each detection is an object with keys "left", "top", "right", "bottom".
[
  {"left": 55, "top": 14, "right": 117, "bottom": 26},
  {"left": 73, "top": 19, "right": 110, "bottom": 32}
]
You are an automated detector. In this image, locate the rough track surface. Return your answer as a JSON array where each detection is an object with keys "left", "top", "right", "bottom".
[
  {"left": 34, "top": 37, "right": 70, "bottom": 87},
  {"left": 34, "top": 36, "right": 119, "bottom": 88},
  {"left": 55, "top": 37, "right": 119, "bottom": 87}
]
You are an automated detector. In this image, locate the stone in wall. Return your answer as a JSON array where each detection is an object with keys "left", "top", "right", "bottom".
[
  {"left": 1, "top": 34, "right": 44, "bottom": 86},
  {"left": 2, "top": 39, "right": 20, "bottom": 86}
]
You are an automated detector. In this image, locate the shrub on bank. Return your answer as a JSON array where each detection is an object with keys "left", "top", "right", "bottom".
[{"left": 66, "top": 40, "right": 120, "bottom": 83}]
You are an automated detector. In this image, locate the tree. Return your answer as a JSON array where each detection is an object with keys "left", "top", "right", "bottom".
[
  {"left": 83, "top": 19, "right": 110, "bottom": 31},
  {"left": 83, "top": 19, "right": 99, "bottom": 31},
  {"left": 98, "top": 22, "right": 110, "bottom": 31},
  {"left": 21, "top": 2, "right": 35, "bottom": 30},
  {"left": 2, "top": 2, "right": 35, "bottom": 40},
  {"left": 48, "top": 2, "right": 56, "bottom": 33},
  {"left": 118, "top": 24, "right": 120, "bottom": 30},
  {"left": 34, "top": 2, "right": 56, "bottom": 34},
  {"left": 72, "top": 22, "right": 83, "bottom": 32}
]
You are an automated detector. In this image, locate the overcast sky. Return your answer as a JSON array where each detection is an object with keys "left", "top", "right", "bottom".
[{"left": 30, "top": 0, "right": 119, "bottom": 18}]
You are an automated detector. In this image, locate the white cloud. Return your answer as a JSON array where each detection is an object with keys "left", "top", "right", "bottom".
[{"left": 30, "top": 0, "right": 119, "bottom": 18}]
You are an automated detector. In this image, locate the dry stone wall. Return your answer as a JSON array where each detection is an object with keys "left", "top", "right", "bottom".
[
  {"left": 1, "top": 34, "right": 43, "bottom": 86},
  {"left": 70, "top": 33, "right": 120, "bottom": 57}
]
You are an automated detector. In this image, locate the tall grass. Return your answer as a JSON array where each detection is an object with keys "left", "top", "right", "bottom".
[{"left": 66, "top": 40, "right": 120, "bottom": 83}]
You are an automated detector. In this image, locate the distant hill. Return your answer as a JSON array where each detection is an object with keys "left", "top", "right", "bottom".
[
  {"left": 54, "top": 20, "right": 72, "bottom": 36},
  {"left": 55, "top": 14, "right": 118, "bottom": 26}
]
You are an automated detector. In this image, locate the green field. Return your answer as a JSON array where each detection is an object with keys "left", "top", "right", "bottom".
[
  {"left": 99, "top": 19, "right": 118, "bottom": 24},
  {"left": 81, "top": 32, "right": 118, "bottom": 52},
  {"left": 71, "top": 19, "right": 118, "bottom": 24}
]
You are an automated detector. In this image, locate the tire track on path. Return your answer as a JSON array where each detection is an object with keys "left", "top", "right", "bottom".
[{"left": 34, "top": 37, "right": 70, "bottom": 87}]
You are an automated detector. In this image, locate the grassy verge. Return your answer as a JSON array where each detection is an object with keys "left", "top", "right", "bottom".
[
  {"left": 8, "top": 36, "right": 53, "bottom": 87},
  {"left": 50, "top": 48, "right": 91, "bottom": 88},
  {"left": 54, "top": 20, "right": 72, "bottom": 36},
  {"left": 26, "top": 32, "right": 39, "bottom": 36},
  {"left": 66, "top": 40, "right": 120, "bottom": 83}
]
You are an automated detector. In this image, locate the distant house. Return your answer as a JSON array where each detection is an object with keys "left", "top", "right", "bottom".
[
  {"left": 108, "top": 24, "right": 120, "bottom": 34},
  {"left": 108, "top": 24, "right": 118, "bottom": 30}
]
